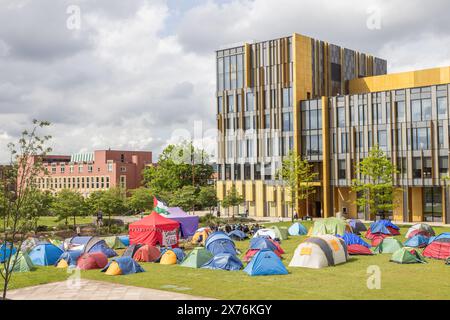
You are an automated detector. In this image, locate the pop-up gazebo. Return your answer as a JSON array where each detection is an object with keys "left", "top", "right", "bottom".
[
  {"left": 129, "top": 212, "right": 180, "bottom": 248},
  {"left": 166, "top": 207, "right": 199, "bottom": 238}
]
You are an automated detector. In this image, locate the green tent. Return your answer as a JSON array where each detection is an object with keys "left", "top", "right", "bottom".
[
  {"left": 309, "top": 217, "right": 352, "bottom": 236},
  {"left": 372, "top": 238, "right": 403, "bottom": 254},
  {"left": 102, "top": 236, "right": 126, "bottom": 249},
  {"left": 8, "top": 252, "right": 35, "bottom": 273},
  {"left": 180, "top": 247, "right": 213, "bottom": 268},
  {"left": 391, "top": 247, "right": 426, "bottom": 264},
  {"left": 270, "top": 226, "right": 289, "bottom": 240}
]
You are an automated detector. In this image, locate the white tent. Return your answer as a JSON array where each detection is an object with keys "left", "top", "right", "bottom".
[
  {"left": 405, "top": 223, "right": 435, "bottom": 238},
  {"left": 289, "top": 235, "right": 348, "bottom": 269},
  {"left": 253, "top": 228, "right": 277, "bottom": 240}
]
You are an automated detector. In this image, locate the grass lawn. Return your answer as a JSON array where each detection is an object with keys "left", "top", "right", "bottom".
[
  {"left": 36, "top": 216, "right": 94, "bottom": 227},
  {"left": 6, "top": 221, "right": 450, "bottom": 299}
]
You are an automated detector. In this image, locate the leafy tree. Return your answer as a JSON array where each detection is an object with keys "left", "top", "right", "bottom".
[
  {"left": 127, "top": 187, "right": 154, "bottom": 213},
  {"left": 87, "top": 187, "right": 127, "bottom": 232},
  {"left": 197, "top": 185, "right": 217, "bottom": 213},
  {"left": 142, "top": 141, "right": 214, "bottom": 196},
  {"left": 221, "top": 186, "right": 244, "bottom": 218},
  {"left": 169, "top": 185, "right": 198, "bottom": 213},
  {"left": 351, "top": 145, "right": 399, "bottom": 219},
  {"left": 22, "top": 190, "right": 54, "bottom": 230},
  {"left": 0, "top": 120, "right": 52, "bottom": 300},
  {"left": 52, "top": 189, "right": 87, "bottom": 229},
  {"left": 277, "top": 151, "right": 318, "bottom": 219}
]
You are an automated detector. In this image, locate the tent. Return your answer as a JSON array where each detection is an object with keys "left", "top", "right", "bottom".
[
  {"left": 29, "top": 243, "right": 63, "bottom": 266},
  {"left": 21, "top": 237, "right": 41, "bottom": 253},
  {"left": 118, "top": 235, "right": 130, "bottom": 247},
  {"left": 160, "top": 250, "right": 179, "bottom": 265},
  {"left": 77, "top": 252, "right": 108, "bottom": 270},
  {"left": 372, "top": 238, "right": 403, "bottom": 254},
  {"left": 0, "top": 243, "right": 17, "bottom": 263},
  {"left": 270, "top": 226, "right": 289, "bottom": 240},
  {"left": 102, "top": 236, "right": 127, "bottom": 250},
  {"left": 404, "top": 235, "right": 429, "bottom": 248},
  {"left": 308, "top": 217, "right": 353, "bottom": 236},
  {"left": 102, "top": 256, "right": 145, "bottom": 275},
  {"left": 192, "top": 228, "right": 212, "bottom": 245},
  {"left": 243, "top": 237, "right": 284, "bottom": 262},
  {"left": 288, "top": 222, "right": 308, "bottom": 236},
  {"left": 423, "top": 233, "right": 450, "bottom": 260},
  {"left": 8, "top": 252, "right": 34, "bottom": 273},
  {"left": 446, "top": 257, "right": 450, "bottom": 265},
  {"left": 133, "top": 245, "right": 161, "bottom": 262},
  {"left": 201, "top": 253, "right": 243, "bottom": 271},
  {"left": 129, "top": 212, "right": 180, "bottom": 248},
  {"left": 180, "top": 247, "right": 213, "bottom": 268},
  {"left": 166, "top": 207, "right": 199, "bottom": 238},
  {"left": 405, "top": 223, "right": 435, "bottom": 238},
  {"left": 391, "top": 247, "right": 426, "bottom": 264},
  {"left": 56, "top": 250, "right": 82, "bottom": 268},
  {"left": 289, "top": 235, "right": 348, "bottom": 269},
  {"left": 369, "top": 220, "right": 400, "bottom": 236},
  {"left": 348, "top": 219, "right": 367, "bottom": 234},
  {"left": 347, "top": 244, "right": 373, "bottom": 255},
  {"left": 244, "top": 249, "right": 288, "bottom": 276},
  {"left": 253, "top": 229, "right": 278, "bottom": 240},
  {"left": 205, "top": 232, "right": 237, "bottom": 256},
  {"left": 365, "top": 221, "right": 392, "bottom": 246},
  {"left": 63, "top": 236, "right": 117, "bottom": 258},
  {"left": 122, "top": 244, "right": 142, "bottom": 258},
  {"left": 337, "top": 233, "right": 372, "bottom": 255},
  {"left": 228, "top": 230, "right": 247, "bottom": 241}
]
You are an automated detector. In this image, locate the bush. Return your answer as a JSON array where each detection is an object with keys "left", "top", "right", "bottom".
[
  {"left": 56, "top": 223, "right": 71, "bottom": 231},
  {"left": 35, "top": 225, "right": 49, "bottom": 232},
  {"left": 97, "top": 224, "right": 125, "bottom": 236}
]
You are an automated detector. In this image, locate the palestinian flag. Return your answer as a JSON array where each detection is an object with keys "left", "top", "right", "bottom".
[{"left": 153, "top": 197, "right": 169, "bottom": 215}]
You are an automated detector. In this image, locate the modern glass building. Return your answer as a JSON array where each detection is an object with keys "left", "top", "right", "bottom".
[{"left": 215, "top": 32, "right": 450, "bottom": 224}]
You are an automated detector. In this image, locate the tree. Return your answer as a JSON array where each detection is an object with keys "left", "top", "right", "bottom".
[
  {"left": 351, "top": 145, "right": 399, "bottom": 219},
  {"left": 169, "top": 185, "right": 198, "bottom": 213},
  {"left": 0, "top": 120, "right": 52, "bottom": 300},
  {"left": 22, "top": 189, "right": 54, "bottom": 231},
  {"left": 221, "top": 186, "right": 244, "bottom": 219},
  {"left": 52, "top": 189, "right": 87, "bottom": 229},
  {"left": 197, "top": 185, "right": 217, "bottom": 213},
  {"left": 87, "top": 187, "right": 127, "bottom": 232},
  {"left": 127, "top": 187, "right": 154, "bottom": 213},
  {"left": 277, "top": 151, "right": 318, "bottom": 220}
]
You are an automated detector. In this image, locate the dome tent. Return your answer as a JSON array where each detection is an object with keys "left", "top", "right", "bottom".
[
  {"left": 133, "top": 245, "right": 161, "bottom": 262},
  {"left": 348, "top": 219, "right": 367, "bottom": 234},
  {"left": 244, "top": 250, "right": 288, "bottom": 276},
  {"left": 289, "top": 235, "right": 348, "bottom": 269},
  {"left": 122, "top": 244, "right": 143, "bottom": 258},
  {"left": 77, "top": 252, "right": 108, "bottom": 270},
  {"left": 102, "top": 256, "right": 145, "bottom": 275},
  {"left": 160, "top": 250, "right": 178, "bottom": 265},
  {"left": 288, "top": 222, "right": 308, "bottom": 236},
  {"left": 372, "top": 238, "right": 403, "bottom": 254},
  {"left": 180, "top": 247, "right": 213, "bottom": 268},
  {"left": 253, "top": 229, "right": 278, "bottom": 240},
  {"left": 391, "top": 247, "right": 426, "bottom": 264},
  {"left": 102, "top": 236, "right": 127, "bottom": 250},
  {"left": 205, "top": 231, "right": 237, "bottom": 256},
  {"left": 63, "top": 236, "right": 117, "bottom": 258},
  {"left": 423, "top": 233, "right": 450, "bottom": 260},
  {"left": 337, "top": 233, "right": 372, "bottom": 255},
  {"left": 228, "top": 230, "right": 247, "bottom": 241},
  {"left": 201, "top": 253, "right": 243, "bottom": 271},
  {"left": 368, "top": 220, "right": 400, "bottom": 236},
  {"left": 405, "top": 223, "right": 435, "bottom": 239},
  {"left": 404, "top": 234, "right": 429, "bottom": 248},
  {"left": 191, "top": 228, "right": 212, "bottom": 245},
  {"left": 129, "top": 212, "right": 180, "bottom": 248},
  {"left": 29, "top": 243, "right": 63, "bottom": 266},
  {"left": 308, "top": 217, "right": 353, "bottom": 236},
  {"left": 270, "top": 226, "right": 289, "bottom": 240},
  {"left": 8, "top": 252, "right": 34, "bottom": 273},
  {"left": 243, "top": 237, "right": 285, "bottom": 262},
  {"left": 0, "top": 243, "right": 17, "bottom": 263},
  {"left": 56, "top": 250, "right": 83, "bottom": 268}
]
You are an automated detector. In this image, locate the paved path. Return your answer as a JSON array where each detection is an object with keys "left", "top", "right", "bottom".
[{"left": 7, "top": 279, "right": 213, "bottom": 300}]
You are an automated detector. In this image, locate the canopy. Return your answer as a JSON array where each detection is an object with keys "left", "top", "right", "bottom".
[
  {"left": 309, "top": 217, "right": 353, "bottom": 236},
  {"left": 201, "top": 253, "right": 243, "bottom": 271},
  {"left": 288, "top": 222, "right": 308, "bottom": 236},
  {"left": 129, "top": 211, "right": 180, "bottom": 248},
  {"left": 244, "top": 249, "right": 288, "bottom": 276},
  {"left": 180, "top": 247, "right": 213, "bottom": 268},
  {"left": 166, "top": 207, "right": 199, "bottom": 238}
]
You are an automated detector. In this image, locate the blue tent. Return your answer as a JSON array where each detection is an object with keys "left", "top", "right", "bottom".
[
  {"left": 29, "top": 243, "right": 63, "bottom": 266},
  {"left": 102, "top": 256, "right": 145, "bottom": 275},
  {"left": 338, "top": 232, "right": 371, "bottom": 248},
  {"left": 244, "top": 249, "right": 288, "bottom": 276},
  {"left": 428, "top": 232, "right": 450, "bottom": 244},
  {"left": 56, "top": 250, "right": 82, "bottom": 267},
  {"left": 249, "top": 237, "right": 278, "bottom": 251},
  {"left": 0, "top": 243, "right": 17, "bottom": 263},
  {"left": 348, "top": 219, "right": 367, "bottom": 234},
  {"left": 372, "top": 220, "right": 399, "bottom": 230},
  {"left": 404, "top": 235, "right": 430, "bottom": 248},
  {"left": 288, "top": 223, "right": 308, "bottom": 236},
  {"left": 369, "top": 221, "right": 392, "bottom": 235},
  {"left": 118, "top": 235, "right": 130, "bottom": 247},
  {"left": 65, "top": 236, "right": 117, "bottom": 258},
  {"left": 201, "top": 253, "right": 243, "bottom": 271},
  {"left": 228, "top": 230, "right": 247, "bottom": 240},
  {"left": 205, "top": 232, "right": 237, "bottom": 256}
]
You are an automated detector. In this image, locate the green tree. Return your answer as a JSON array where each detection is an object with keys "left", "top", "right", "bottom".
[
  {"left": 52, "top": 189, "right": 87, "bottom": 229},
  {"left": 0, "top": 120, "right": 52, "bottom": 300},
  {"left": 197, "top": 185, "right": 217, "bottom": 213},
  {"left": 87, "top": 187, "right": 127, "bottom": 232},
  {"left": 351, "top": 145, "right": 399, "bottom": 219},
  {"left": 277, "top": 151, "right": 318, "bottom": 219},
  {"left": 221, "top": 186, "right": 244, "bottom": 218},
  {"left": 127, "top": 187, "right": 154, "bottom": 213},
  {"left": 22, "top": 190, "right": 54, "bottom": 230},
  {"left": 169, "top": 185, "right": 198, "bottom": 213}
]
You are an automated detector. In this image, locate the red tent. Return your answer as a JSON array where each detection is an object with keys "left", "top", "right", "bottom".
[
  {"left": 77, "top": 252, "right": 108, "bottom": 270},
  {"left": 129, "top": 212, "right": 180, "bottom": 248}
]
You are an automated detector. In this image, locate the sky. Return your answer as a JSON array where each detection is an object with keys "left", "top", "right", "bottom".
[{"left": 1, "top": 0, "right": 450, "bottom": 163}]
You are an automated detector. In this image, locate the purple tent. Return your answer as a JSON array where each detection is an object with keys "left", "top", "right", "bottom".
[{"left": 167, "top": 207, "right": 199, "bottom": 238}]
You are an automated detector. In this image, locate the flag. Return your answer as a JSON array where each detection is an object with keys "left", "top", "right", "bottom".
[{"left": 153, "top": 197, "right": 169, "bottom": 215}]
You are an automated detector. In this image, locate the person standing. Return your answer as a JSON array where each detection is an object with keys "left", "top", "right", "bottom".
[{"left": 97, "top": 210, "right": 103, "bottom": 227}]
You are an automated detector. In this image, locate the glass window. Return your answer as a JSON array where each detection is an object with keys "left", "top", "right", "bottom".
[
  {"left": 246, "top": 92, "right": 254, "bottom": 111},
  {"left": 439, "top": 126, "right": 445, "bottom": 149},
  {"left": 422, "top": 99, "right": 432, "bottom": 120},
  {"left": 396, "top": 101, "right": 405, "bottom": 122},
  {"left": 378, "top": 130, "right": 387, "bottom": 150},
  {"left": 424, "top": 187, "right": 442, "bottom": 222},
  {"left": 411, "top": 100, "right": 421, "bottom": 121},
  {"left": 282, "top": 88, "right": 291, "bottom": 108},
  {"left": 337, "top": 107, "right": 345, "bottom": 127},
  {"left": 412, "top": 157, "right": 422, "bottom": 179},
  {"left": 439, "top": 156, "right": 448, "bottom": 177},
  {"left": 358, "top": 105, "right": 365, "bottom": 125},
  {"left": 218, "top": 96, "right": 223, "bottom": 113},
  {"left": 282, "top": 112, "right": 292, "bottom": 132},
  {"left": 438, "top": 97, "right": 447, "bottom": 119},
  {"left": 244, "top": 116, "right": 251, "bottom": 130},
  {"left": 423, "top": 157, "right": 432, "bottom": 179},
  {"left": 310, "top": 109, "right": 318, "bottom": 130},
  {"left": 264, "top": 114, "right": 270, "bottom": 129},
  {"left": 341, "top": 133, "right": 348, "bottom": 153},
  {"left": 338, "top": 160, "right": 346, "bottom": 179}
]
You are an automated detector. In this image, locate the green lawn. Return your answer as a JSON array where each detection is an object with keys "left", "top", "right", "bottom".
[
  {"left": 36, "top": 216, "right": 94, "bottom": 227},
  {"left": 6, "top": 221, "right": 450, "bottom": 299}
]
